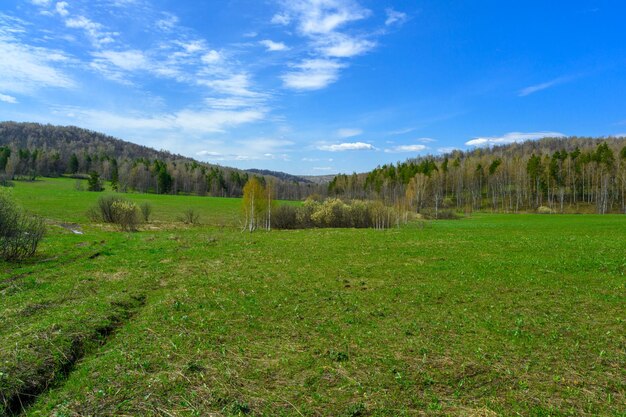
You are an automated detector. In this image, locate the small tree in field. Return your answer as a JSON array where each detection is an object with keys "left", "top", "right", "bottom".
[
  {"left": 87, "top": 171, "right": 104, "bottom": 192},
  {"left": 242, "top": 177, "right": 267, "bottom": 232}
]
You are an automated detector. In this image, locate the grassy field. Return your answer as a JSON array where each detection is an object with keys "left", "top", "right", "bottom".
[{"left": 1, "top": 178, "right": 625, "bottom": 416}]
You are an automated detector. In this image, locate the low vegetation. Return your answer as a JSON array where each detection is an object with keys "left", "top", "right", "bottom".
[
  {"left": 0, "top": 177, "right": 624, "bottom": 416},
  {"left": 87, "top": 195, "right": 140, "bottom": 231},
  {"left": 271, "top": 198, "right": 415, "bottom": 230},
  {"left": 0, "top": 188, "right": 45, "bottom": 261}
]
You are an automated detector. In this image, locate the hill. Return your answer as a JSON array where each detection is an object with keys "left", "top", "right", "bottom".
[{"left": 0, "top": 121, "right": 325, "bottom": 199}]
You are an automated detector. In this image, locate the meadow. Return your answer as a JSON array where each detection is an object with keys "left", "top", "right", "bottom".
[{"left": 1, "top": 178, "right": 624, "bottom": 416}]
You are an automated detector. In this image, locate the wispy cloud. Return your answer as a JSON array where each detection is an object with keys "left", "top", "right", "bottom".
[
  {"left": 318, "top": 141, "right": 374, "bottom": 151},
  {"left": 337, "top": 128, "right": 362, "bottom": 138},
  {"left": 385, "top": 8, "right": 407, "bottom": 26},
  {"left": 196, "top": 138, "right": 293, "bottom": 162},
  {"left": 260, "top": 39, "right": 289, "bottom": 51},
  {"left": 388, "top": 127, "right": 415, "bottom": 135},
  {"left": 282, "top": 59, "right": 345, "bottom": 90},
  {"left": 156, "top": 12, "right": 179, "bottom": 31},
  {"left": 274, "top": 0, "right": 377, "bottom": 90},
  {"left": 384, "top": 144, "right": 427, "bottom": 153},
  {"left": 466, "top": 131, "right": 565, "bottom": 146},
  {"left": 0, "top": 25, "right": 75, "bottom": 94},
  {"left": 58, "top": 106, "right": 267, "bottom": 135},
  {"left": 0, "top": 93, "right": 18, "bottom": 104},
  {"left": 519, "top": 76, "right": 574, "bottom": 97}
]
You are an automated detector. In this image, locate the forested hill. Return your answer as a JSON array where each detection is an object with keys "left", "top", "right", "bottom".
[
  {"left": 0, "top": 121, "right": 182, "bottom": 162},
  {"left": 328, "top": 136, "right": 626, "bottom": 214},
  {"left": 0, "top": 121, "right": 324, "bottom": 200}
]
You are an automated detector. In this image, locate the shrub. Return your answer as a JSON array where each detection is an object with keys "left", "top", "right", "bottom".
[
  {"left": 537, "top": 206, "right": 553, "bottom": 214},
  {"left": 111, "top": 200, "right": 140, "bottom": 232},
  {"left": 180, "top": 208, "right": 200, "bottom": 225},
  {"left": 270, "top": 198, "right": 409, "bottom": 230},
  {"left": 271, "top": 204, "right": 298, "bottom": 229},
  {"left": 88, "top": 196, "right": 140, "bottom": 231},
  {"left": 349, "top": 200, "right": 371, "bottom": 228},
  {"left": 421, "top": 208, "right": 461, "bottom": 220},
  {"left": 88, "top": 196, "right": 124, "bottom": 223},
  {"left": 140, "top": 202, "right": 153, "bottom": 222},
  {"left": 0, "top": 189, "right": 45, "bottom": 261}
]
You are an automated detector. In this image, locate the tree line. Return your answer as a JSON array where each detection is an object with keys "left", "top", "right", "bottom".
[
  {"left": 0, "top": 122, "right": 324, "bottom": 200},
  {"left": 328, "top": 137, "right": 626, "bottom": 214}
]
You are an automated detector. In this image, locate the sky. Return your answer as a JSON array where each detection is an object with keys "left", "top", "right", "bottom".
[{"left": 1, "top": 0, "right": 626, "bottom": 175}]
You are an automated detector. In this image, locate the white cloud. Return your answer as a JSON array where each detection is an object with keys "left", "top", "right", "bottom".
[
  {"left": 317, "top": 33, "right": 375, "bottom": 58},
  {"left": 275, "top": 0, "right": 377, "bottom": 90},
  {"left": 384, "top": 144, "right": 427, "bottom": 153},
  {"left": 175, "top": 108, "right": 266, "bottom": 133},
  {"left": 271, "top": 13, "right": 291, "bottom": 25},
  {"left": 31, "top": 0, "right": 51, "bottom": 6},
  {"left": 465, "top": 131, "right": 565, "bottom": 147},
  {"left": 282, "top": 59, "right": 344, "bottom": 90},
  {"left": 337, "top": 128, "right": 362, "bottom": 138},
  {"left": 313, "top": 166, "right": 333, "bottom": 171},
  {"left": 519, "top": 76, "right": 573, "bottom": 97},
  {"left": 260, "top": 39, "right": 289, "bottom": 52},
  {"left": 0, "top": 38, "right": 74, "bottom": 94},
  {"left": 385, "top": 8, "right": 407, "bottom": 26},
  {"left": 55, "top": 1, "right": 69, "bottom": 17},
  {"left": 92, "top": 50, "right": 148, "bottom": 71},
  {"left": 201, "top": 50, "right": 221, "bottom": 64},
  {"left": 199, "top": 73, "right": 261, "bottom": 97},
  {"left": 0, "top": 93, "right": 18, "bottom": 104},
  {"left": 204, "top": 96, "right": 263, "bottom": 109},
  {"left": 65, "top": 15, "right": 116, "bottom": 47},
  {"left": 195, "top": 138, "right": 293, "bottom": 162},
  {"left": 61, "top": 106, "right": 267, "bottom": 135},
  {"left": 283, "top": 0, "right": 370, "bottom": 35},
  {"left": 318, "top": 141, "right": 374, "bottom": 151},
  {"left": 156, "top": 13, "right": 179, "bottom": 31}
]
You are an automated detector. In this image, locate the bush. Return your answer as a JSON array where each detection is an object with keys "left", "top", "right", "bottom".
[
  {"left": 88, "top": 196, "right": 124, "bottom": 223},
  {"left": 140, "top": 202, "right": 153, "bottom": 222},
  {"left": 537, "top": 206, "right": 553, "bottom": 214},
  {"left": 179, "top": 208, "right": 200, "bottom": 225},
  {"left": 0, "top": 189, "right": 45, "bottom": 261},
  {"left": 111, "top": 200, "right": 140, "bottom": 232},
  {"left": 421, "top": 208, "right": 461, "bottom": 220},
  {"left": 271, "top": 204, "right": 298, "bottom": 229},
  {"left": 88, "top": 196, "right": 140, "bottom": 231},
  {"left": 270, "top": 198, "right": 409, "bottom": 230}
]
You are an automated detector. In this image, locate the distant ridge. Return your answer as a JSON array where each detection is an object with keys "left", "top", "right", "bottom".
[
  {"left": 0, "top": 121, "right": 327, "bottom": 199},
  {"left": 0, "top": 121, "right": 327, "bottom": 184}
]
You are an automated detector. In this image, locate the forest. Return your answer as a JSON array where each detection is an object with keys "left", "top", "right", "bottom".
[
  {"left": 0, "top": 122, "right": 323, "bottom": 200},
  {"left": 328, "top": 137, "right": 626, "bottom": 214}
]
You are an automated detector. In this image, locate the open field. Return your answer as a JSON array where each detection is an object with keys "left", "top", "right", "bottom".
[{"left": 1, "top": 178, "right": 625, "bottom": 416}]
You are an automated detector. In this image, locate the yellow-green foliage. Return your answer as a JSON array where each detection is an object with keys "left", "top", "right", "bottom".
[{"left": 110, "top": 200, "right": 140, "bottom": 232}]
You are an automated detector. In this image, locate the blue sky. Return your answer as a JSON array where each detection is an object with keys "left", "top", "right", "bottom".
[{"left": 1, "top": 0, "right": 626, "bottom": 175}]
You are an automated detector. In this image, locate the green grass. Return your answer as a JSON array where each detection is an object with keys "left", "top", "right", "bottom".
[
  {"left": 1, "top": 178, "right": 625, "bottom": 416},
  {"left": 9, "top": 177, "right": 242, "bottom": 225}
]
